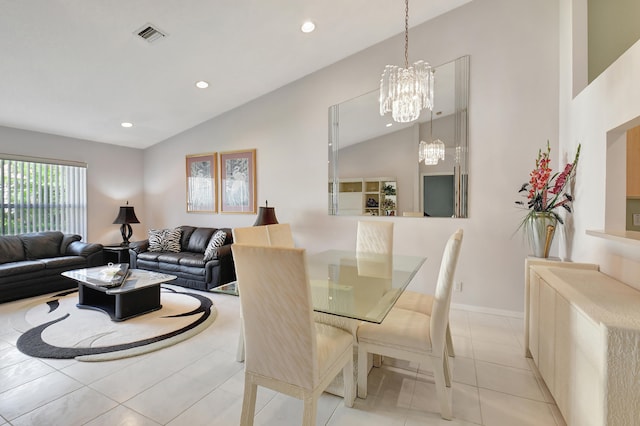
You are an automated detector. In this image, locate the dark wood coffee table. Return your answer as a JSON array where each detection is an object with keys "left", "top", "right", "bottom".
[{"left": 62, "top": 266, "right": 177, "bottom": 321}]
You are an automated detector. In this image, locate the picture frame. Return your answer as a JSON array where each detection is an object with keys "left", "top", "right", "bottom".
[
  {"left": 186, "top": 152, "right": 217, "bottom": 213},
  {"left": 219, "top": 149, "right": 256, "bottom": 214}
]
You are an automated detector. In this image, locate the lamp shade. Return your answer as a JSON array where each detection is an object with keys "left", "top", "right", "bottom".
[
  {"left": 253, "top": 201, "right": 278, "bottom": 226},
  {"left": 112, "top": 206, "right": 140, "bottom": 225}
]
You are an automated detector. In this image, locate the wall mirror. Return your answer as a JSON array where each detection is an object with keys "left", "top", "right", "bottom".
[{"left": 328, "top": 55, "right": 469, "bottom": 218}]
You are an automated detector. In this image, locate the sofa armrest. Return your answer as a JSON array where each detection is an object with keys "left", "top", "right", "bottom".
[
  {"left": 66, "top": 241, "right": 103, "bottom": 257},
  {"left": 66, "top": 241, "right": 104, "bottom": 267},
  {"left": 214, "top": 244, "right": 232, "bottom": 259},
  {"left": 129, "top": 239, "right": 149, "bottom": 254}
]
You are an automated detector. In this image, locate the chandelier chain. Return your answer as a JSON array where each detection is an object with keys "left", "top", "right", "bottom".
[{"left": 404, "top": 0, "right": 409, "bottom": 69}]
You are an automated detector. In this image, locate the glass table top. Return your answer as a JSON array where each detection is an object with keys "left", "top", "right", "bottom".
[
  {"left": 62, "top": 266, "right": 177, "bottom": 294},
  {"left": 214, "top": 250, "right": 426, "bottom": 324},
  {"left": 307, "top": 250, "right": 426, "bottom": 323}
]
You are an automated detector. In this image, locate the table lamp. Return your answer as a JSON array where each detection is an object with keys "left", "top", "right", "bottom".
[
  {"left": 113, "top": 202, "right": 140, "bottom": 246},
  {"left": 253, "top": 200, "right": 278, "bottom": 226}
]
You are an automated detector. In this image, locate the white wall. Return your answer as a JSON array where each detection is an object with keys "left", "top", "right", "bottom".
[
  {"left": 559, "top": 0, "right": 640, "bottom": 291},
  {"left": 0, "top": 125, "right": 145, "bottom": 244},
  {"left": 144, "top": 0, "right": 560, "bottom": 314}
]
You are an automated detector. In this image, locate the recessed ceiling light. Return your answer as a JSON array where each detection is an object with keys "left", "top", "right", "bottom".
[
  {"left": 195, "top": 81, "right": 209, "bottom": 89},
  {"left": 301, "top": 21, "right": 315, "bottom": 33},
  {"left": 121, "top": 122, "right": 133, "bottom": 128},
  {"left": 386, "top": 123, "right": 393, "bottom": 127}
]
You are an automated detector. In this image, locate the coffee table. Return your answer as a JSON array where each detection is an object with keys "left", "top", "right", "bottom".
[{"left": 62, "top": 266, "right": 177, "bottom": 322}]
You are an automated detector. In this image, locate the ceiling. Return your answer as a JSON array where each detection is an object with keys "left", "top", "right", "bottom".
[{"left": 0, "top": 0, "right": 470, "bottom": 149}]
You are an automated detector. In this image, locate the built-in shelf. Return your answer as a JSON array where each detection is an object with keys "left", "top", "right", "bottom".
[{"left": 586, "top": 229, "right": 640, "bottom": 244}]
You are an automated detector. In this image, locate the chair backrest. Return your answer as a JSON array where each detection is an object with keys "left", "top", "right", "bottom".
[
  {"left": 231, "top": 244, "right": 318, "bottom": 390},
  {"left": 430, "top": 229, "right": 463, "bottom": 355},
  {"left": 232, "top": 226, "right": 270, "bottom": 246},
  {"left": 356, "top": 221, "right": 393, "bottom": 254},
  {"left": 266, "top": 223, "right": 295, "bottom": 247},
  {"left": 232, "top": 224, "right": 295, "bottom": 248}
]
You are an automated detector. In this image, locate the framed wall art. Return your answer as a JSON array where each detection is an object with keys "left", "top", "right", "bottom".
[
  {"left": 219, "top": 149, "right": 256, "bottom": 214},
  {"left": 186, "top": 152, "right": 217, "bottom": 213}
]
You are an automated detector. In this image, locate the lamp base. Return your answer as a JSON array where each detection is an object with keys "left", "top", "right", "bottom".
[{"left": 120, "top": 224, "right": 133, "bottom": 246}]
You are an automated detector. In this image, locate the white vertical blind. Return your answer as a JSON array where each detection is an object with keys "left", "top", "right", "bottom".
[{"left": 1, "top": 156, "right": 87, "bottom": 237}]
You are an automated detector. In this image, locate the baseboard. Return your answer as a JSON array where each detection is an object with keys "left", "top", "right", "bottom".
[{"left": 451, "top": 302, "right": 524, "bottom": 319}]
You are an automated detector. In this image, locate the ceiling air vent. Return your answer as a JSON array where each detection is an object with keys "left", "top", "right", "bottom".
[{"left": 134, "top": 24, "right": 167, "bottom": 44}]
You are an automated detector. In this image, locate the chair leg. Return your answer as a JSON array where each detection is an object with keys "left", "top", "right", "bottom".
[
  {"left": 302, "top": 396, "right": 318, "bottom": 426},
  {"left": 236, "top": 319, "right": 245, "bottom": 362},
  {"left": 343, "top": 354, "right": 355, "bottom": 407},
  {"left": 240, "top": 376, "right": 258, "bottom": 426},
  {"left": 431, "top": 356, "right": 453, "bottom": 420},
  {"left": 443, "top": 354, "right": 452, "bottom": 388},
  {"left": 357, "top": 344, "right": 369, "bottom": 398},
  {"left": 446, "top": 323, "right": 455, "bottom": 358}
]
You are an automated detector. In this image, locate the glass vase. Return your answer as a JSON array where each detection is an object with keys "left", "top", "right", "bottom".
[{"left": 527, "top": 212, "right": 557, "bottom": 258}]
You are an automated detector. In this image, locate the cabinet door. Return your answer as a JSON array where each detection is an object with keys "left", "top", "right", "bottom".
[
  {"left": 538, "top": 279, "right": 556, "bottom": 393},
  {"left": 553, "top": 294, "right": 572, "bottom": 423},
  {"left": 528, "top": 271, "right": 540, "bottom": 363},
  {"left": 571, "top": 307, "right": 604, "bottom": 426}
]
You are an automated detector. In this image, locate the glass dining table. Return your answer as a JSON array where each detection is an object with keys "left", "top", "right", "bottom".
[{"left": 213, "top": 249, "right": 426, "bottom": 324}]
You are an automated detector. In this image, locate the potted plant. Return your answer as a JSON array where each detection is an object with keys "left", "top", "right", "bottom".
[{"left": 515, "top": 141, "right": 581, "bottom": 257}]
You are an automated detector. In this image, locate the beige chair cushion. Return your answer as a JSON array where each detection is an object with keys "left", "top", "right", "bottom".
[
  {"left": 357, "top": 308, "right": 432, "bottom": 353},
  {"left": 394, "top": 290, "right": 434, "bottom": 313},
  {"left": 315, "top": 322, "right": 354, "bottom": 378}
]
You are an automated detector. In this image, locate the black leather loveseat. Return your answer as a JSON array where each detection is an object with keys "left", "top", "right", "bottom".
[
  {"left": 0, "top": 231, "right": 104, "bottom": 303},
  {"left": 129, "top": 225, "right": 236, "bottom": 291}
]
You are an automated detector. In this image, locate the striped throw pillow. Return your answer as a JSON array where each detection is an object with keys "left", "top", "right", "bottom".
[
  {"left": 148, "top": 228, "right": 182, "bottom": 253},
  {"left": 203, "top": 230, "right": 227, "bottom": 261}
]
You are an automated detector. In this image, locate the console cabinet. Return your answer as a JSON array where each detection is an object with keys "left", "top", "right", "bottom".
[{"left": 525, "top": 260, "right": 640, "bottom": 426}]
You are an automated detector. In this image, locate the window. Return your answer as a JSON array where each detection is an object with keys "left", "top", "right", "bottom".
[{"left": 1, "top": 155, "right": 87, "bottom": 237}]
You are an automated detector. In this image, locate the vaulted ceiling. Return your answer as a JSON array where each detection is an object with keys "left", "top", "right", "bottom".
[{"left": 0, "top": 0, "right": 470, "bottom": 149}]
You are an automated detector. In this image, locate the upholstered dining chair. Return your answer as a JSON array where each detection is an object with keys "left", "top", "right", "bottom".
[
  {"left": 232, "top": 225, "right": 295, "bottom": 362},
  {"left": 231, "top": 244, "right": 355, "bottom": 426},
  {"left": 393, "top": 291, "right": 456, "bottom": 357},
  {"left": 356, "top": 229, "right": 463, "bottom": 420},
  {"left": 356, "top": 220, "right": 394, "bottom": 254}
]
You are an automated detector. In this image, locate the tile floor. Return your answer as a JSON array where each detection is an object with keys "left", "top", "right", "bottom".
[{"left": 0, "top": 286, "right": 566, "bottom": 426}]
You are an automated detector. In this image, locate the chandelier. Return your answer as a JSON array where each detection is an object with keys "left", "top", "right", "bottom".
[
  {"left": 418, "top": 109, "right": 445, "bottom": 165},
  {"left": 379, "top": 0, "right": 434, "bottom": 123}
]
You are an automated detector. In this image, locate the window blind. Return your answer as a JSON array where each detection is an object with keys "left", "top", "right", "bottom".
[{"left": 1, "top": 155, "right": 87, "bottom": 237}]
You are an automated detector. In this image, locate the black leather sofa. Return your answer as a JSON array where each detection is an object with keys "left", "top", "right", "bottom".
[
  {"left": 0, "top": 231, "right": 104, "bottom": 303},
  {"left": 129, "top": 225, "right": 236, "bottom": 291}
]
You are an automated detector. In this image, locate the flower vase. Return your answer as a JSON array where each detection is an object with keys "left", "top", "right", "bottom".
[{"left": 528, "top": 212, "right": 557, "bottom": 258}]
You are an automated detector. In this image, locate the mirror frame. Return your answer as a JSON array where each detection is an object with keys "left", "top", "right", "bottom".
[{"left": 328, "top": 55, "right": 469, "bottom": 218}]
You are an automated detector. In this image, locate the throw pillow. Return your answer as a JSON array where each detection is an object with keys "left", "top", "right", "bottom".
[
  {"left": 148, "top": 228, "right": 182, "bottom": 253},
  {"left": 203, "top": 230, "right": 227, "bottom": 261}
]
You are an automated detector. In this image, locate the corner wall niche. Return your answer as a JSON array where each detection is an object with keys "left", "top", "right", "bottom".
[{"left": 589, "top": 117, "right": 640, "bottom": 242}]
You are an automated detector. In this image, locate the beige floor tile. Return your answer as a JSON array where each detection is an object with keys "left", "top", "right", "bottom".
[
  {"left": 0, "top": 357, "right": 55, "bottom": 393},
  {"left": 85, "top": 405, "right": 161, "bottom": 426},
  {"left": 478, "top": 388, "right": 557, "bottom": 426},
  {"left": 475, "top": 361, "right": 544, "bottom": 401},
  {"left": 472, "top": 339, "right": 531, "bottom": 370},
  {"left": 0, "top": 371, "right": 83, "bottom": 420},
  {"left": 123, "top": 371, "right": 214, "bottom": 424},
  {"left": 10, "top": 387, "right": 118, "bottom": 426}
]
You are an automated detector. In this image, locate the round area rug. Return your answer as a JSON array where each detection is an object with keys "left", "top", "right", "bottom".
[{"left": 11, "top": 286, "right": 216, "bottom": 362}]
